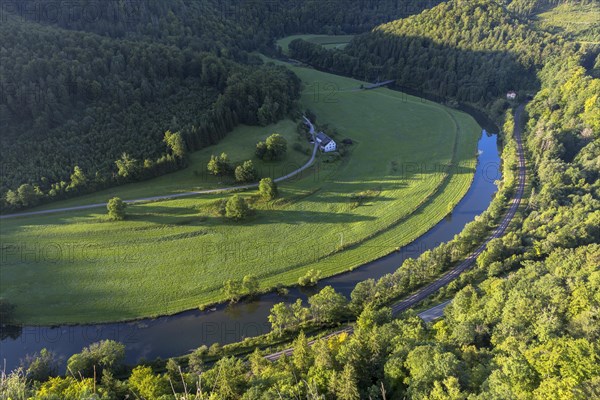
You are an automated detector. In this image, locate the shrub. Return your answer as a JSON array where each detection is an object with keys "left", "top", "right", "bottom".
[
  {"left": 256, "top": 134, "right": 287, "bottom": 161},
  {"left": 242, "top": 275, "right": 260, "bottom": 295},
  {"left": 24, "top": 349, "right": 58, "bottom": 383},
  {"left": 225, "top": 195, "right": 250, "bottom": 220},
  {"left": 207, "top": 153, "right": 231, "bottom": 176},
  {"left": 66, "top": 340, "right": 125, "bottom": 378},
  {"left": 255, "top": 141, "right": 267, "bottom": 159},
  {"left": 298, "top": 269, "right": 321, "bottom": 286},
  {"left": 107, "top": 197, "right": 126, "bottom": 221},
  {"left": 235, "top": 160, "right": 258, "bottom": 183},
  {"left": 259, "top": 178, "right": 278, "bottom": 200},
  {"left": 188, "top": 345, "right": 208, "bottom": 374}
]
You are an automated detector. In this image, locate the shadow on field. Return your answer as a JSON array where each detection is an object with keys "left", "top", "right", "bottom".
[
  {"left": 126, "top": 206, "right": 375, "bottom": 226},
  {"left": 307, "top": 193, "right": 393, "bottom": 204},
  {"left": 250, "top": 209, "right": 376, "bottom": 225}
]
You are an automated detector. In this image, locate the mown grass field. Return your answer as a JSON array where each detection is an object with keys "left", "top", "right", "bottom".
[
  {"left": 0, "top": 53, "right": 481, "bottom": 324},
  {"left": 277, "top": 34, "right": 355, "bottom": 54}
]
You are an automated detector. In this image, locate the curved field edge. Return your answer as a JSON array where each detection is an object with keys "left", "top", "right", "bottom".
[
  {"left": 0, "top": 69, "right": 480, "bottom": 325},
  {"left": 158, "top": 109, "right": 480, "bottom": 316}
]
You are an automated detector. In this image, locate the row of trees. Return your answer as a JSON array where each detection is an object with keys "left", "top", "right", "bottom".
[
  {"left": 101, "top": 177, "right": 278, "bottom": 225},
  {"left": 207, "top": 154, "right": 259, "bottom": 183},
  {"left": 206, "top": 133, "right": 288, "bottom": 182},
  {"left": 221, "top": 178, "right": 279, "bottom": 220}
]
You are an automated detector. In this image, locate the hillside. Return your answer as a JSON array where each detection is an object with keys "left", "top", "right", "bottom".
[
  {"left": 288, "top": 0, "right": 570, "bottom": 114},
  {"left": 0, "top": 17, "right": 299, "bottom": 212}
]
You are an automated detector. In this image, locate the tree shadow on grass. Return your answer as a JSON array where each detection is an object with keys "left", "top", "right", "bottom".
[
  {"left": 304, "top": 193, "right": 394, "bottom": 205},
  {"left": 127, "top": 206, "right": 376, "bottom": 227},
  {"left": 125, "top": 205, "right": 204, "bottom": 225},
  {"left": 247, "top": 209, "right": 376, "bottom": 225}
]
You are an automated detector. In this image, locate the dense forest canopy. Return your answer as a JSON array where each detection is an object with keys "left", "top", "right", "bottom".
[
  {"left": 503, "top": 0, "right": 596, "bottom": 17},
  {"left": 288, "top": 0, "right": 572, "bottom": 114}
]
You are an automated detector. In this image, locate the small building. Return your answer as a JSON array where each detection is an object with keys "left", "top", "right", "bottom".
[
  {"left": 316, "top": 132, "right": 337, "bottom": 152},
  {"left": 506, "top": 91, "right": 517, "bottom": 100}
]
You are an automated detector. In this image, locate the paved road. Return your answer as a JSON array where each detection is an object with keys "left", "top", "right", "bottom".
[
  {"left": 390, "top": 104, "right": 526, "bottom": 315},
  {"left": 0, "top": 119, "right": 319, "bottom": 220},
  {"left": 418, "top": 300, "right": 452, "bottom": 322},
  {"left": 266, "top": 104, "right": 527, "bottom": 361}
]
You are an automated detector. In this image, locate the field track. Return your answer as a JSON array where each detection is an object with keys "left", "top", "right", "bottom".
[{"left": 265, "top": 103, "right": 527, "bottom": 361}]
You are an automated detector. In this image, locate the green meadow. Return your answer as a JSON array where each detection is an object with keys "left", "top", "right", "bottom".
[
  {"left": 277, "top": 34, "right": 355, "bottom": 54},
  {"left": 0, "top": 54, "right": 481, "bottom": 324}
]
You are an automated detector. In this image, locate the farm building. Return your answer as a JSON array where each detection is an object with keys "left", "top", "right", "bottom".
[{"left": 316, "top": 132, "right": 337, "bottom": 152}]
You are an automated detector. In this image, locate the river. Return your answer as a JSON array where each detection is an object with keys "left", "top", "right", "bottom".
[{"left": 0, "top": 105, "right": 501, "bottom": 373}]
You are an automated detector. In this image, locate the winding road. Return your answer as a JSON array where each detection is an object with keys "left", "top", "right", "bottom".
[
  {"left": 265, "top": 104, "right": 527, "bottom": 361},
  {"left": 0, "top": 118, "right": 319, "bottom": 220}
]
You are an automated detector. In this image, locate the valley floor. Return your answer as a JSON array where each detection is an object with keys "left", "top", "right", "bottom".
[{"left": 0, "top": 57, "right": 480, "bottom": 324}]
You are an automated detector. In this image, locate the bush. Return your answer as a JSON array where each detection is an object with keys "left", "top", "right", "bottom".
[
  {"left": 107, "top": 197, "right": 126, "bottom": 220},
  {"left": 255, "top": 141, "right": 267, "bottom": 159},
  {"left": 188, "top": 345, "right": 208, "bottom": 374},
  {"left": 225, "top": 195, "right": 250, "bottom": 220},
  {"left": 222, "top": 275, "right": 260, "bottom": 303},
  {"left": 235, "top": 160, "right": 258, "bottom": 183},
  {"left": 259, "top": 178, "right": 278, "bottom": 200},
  {"left": 66, "top": 340, "right": 125, "bottom": 378},
  {"left": 24, "top": 349, "right": 57, "bottom": 383},
  {"left": 128, "top": 366, "right": 169, "bottom": 399},
  {"left": 298, "top": 269, "right": 321, "bottom": 286},
  {"left": 242, "top": 275, "right": 260, "bottom": 295},
  {"left": 223, "top": 279, "right": 243, "bottom": 302},
  {"left": 256, "top": 133, "right": 287, "bottom": 161},
  {"left": 207, "top": 153, "right": 232, "bottom": 176}
]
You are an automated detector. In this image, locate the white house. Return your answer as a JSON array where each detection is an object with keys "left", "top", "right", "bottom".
[
  {"left": 316, "top": 132, "right": 337, "bottom": 152},
  {"left": 506, "top": 91, "right": 517, "bottom": 100}
]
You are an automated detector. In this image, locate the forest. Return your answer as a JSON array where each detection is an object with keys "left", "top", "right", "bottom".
[
  {"left": 287, "top": 0, "right": 577, "bottom": 116},
  {"left": 0, "top": 15, "right": 299, "bottom": 211},
  {"left": 1, "top": 0, "right": 599, "bottom": 398},
  {"left": 0, "top": 0, "right": 439, "bottom": 212}
]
